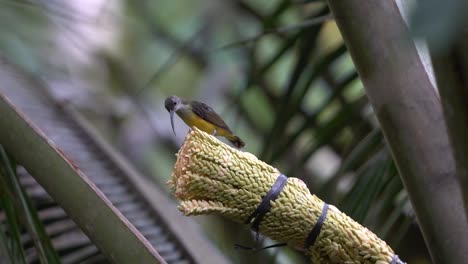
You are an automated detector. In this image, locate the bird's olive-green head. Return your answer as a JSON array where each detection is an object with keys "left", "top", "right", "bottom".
[{"left": 165, "top": 95, "right": 186, "bottom": 136}]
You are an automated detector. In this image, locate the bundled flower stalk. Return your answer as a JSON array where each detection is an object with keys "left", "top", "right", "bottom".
[{"left": 169, "top": 128, "right": 404, "bottom": 264}]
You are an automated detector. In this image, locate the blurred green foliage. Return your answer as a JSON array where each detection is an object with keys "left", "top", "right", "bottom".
[{"left": 0, "top": 0, "right": 434, "bottom": 263}]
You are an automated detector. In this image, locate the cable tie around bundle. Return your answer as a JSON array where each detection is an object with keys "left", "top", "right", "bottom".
[
  {"left": 244, "top": 173, "right": 288, "bottom": 236},
  {"left": 304, "top": 202, "right": 329, "bottom": 250},
  {"left": 234, "top": 242, "right": 287, "bottom": 251}
]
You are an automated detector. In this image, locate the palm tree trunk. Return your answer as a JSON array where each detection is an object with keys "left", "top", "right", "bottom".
[
  {"left": 430, "top": 28, "right": 468, "bottom": 220},
  {"left": 326, "top": 1, "right": 468, "bottom": 263}
]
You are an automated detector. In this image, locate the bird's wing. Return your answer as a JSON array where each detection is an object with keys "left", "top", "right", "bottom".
[{"left": 190, "top": 101, "right": 232, "bottom": 132}]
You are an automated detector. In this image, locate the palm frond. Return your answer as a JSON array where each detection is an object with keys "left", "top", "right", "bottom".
[{"left": 0, "top": 57, "right": 228, "bottom": 264}]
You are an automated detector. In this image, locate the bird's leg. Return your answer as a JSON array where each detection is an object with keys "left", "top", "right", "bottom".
[{"left": 212, "top": 129, "right": 217, "bottom": 136}]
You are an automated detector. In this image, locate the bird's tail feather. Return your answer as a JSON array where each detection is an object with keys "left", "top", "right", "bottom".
[{"left": 228, "top": 136, "right": 246, "bottom": 149}]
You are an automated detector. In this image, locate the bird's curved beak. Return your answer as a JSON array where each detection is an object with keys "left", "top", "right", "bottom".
[{"left": 169, "top": 110, "right": 176, "bottom": 136}]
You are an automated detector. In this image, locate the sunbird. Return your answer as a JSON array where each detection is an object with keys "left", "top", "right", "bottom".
[{"left": 164, "top": 95, "right": 245, "bottom": 148}]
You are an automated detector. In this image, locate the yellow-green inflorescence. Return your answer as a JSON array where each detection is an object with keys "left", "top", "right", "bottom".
[{"left": 170, "top": 128, "right": 401, "bottom": 264}]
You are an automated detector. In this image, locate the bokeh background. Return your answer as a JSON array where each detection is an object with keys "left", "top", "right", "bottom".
[{"left": 1, "top": 0, "right": 448, "bottom": 263}]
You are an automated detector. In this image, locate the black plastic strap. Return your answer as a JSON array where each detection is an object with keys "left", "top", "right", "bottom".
[
  {"left": 244, "top": 174, "right": 288, "bottom": 234},
  {"left": 234, "top": 242, "right": 287, "bottom": 251},
  {"left": 304, "top": 203, "right": 329, "bottom": 250}
]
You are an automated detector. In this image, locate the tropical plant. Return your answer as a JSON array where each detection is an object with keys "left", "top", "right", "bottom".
[{"left": 2, "top": 0, "right": 467, "bottom": 263}]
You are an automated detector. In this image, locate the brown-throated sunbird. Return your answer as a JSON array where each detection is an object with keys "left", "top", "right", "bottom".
[{"left": 164, "top": 95, "right": 245, "bottom": 148}]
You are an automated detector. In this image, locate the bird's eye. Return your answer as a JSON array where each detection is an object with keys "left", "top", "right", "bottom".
[{"left": 173, "top": 102, "right": 176, "bottom": 105}]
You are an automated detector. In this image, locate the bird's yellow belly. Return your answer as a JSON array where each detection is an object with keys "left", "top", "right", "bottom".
[{"left": 180, "top": 112, "right": 230, "bottom": 136}]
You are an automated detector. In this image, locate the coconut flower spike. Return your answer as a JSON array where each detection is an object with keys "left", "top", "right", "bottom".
[{"left": 170, "top": 128, "right": 405, "bottom": 264}]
